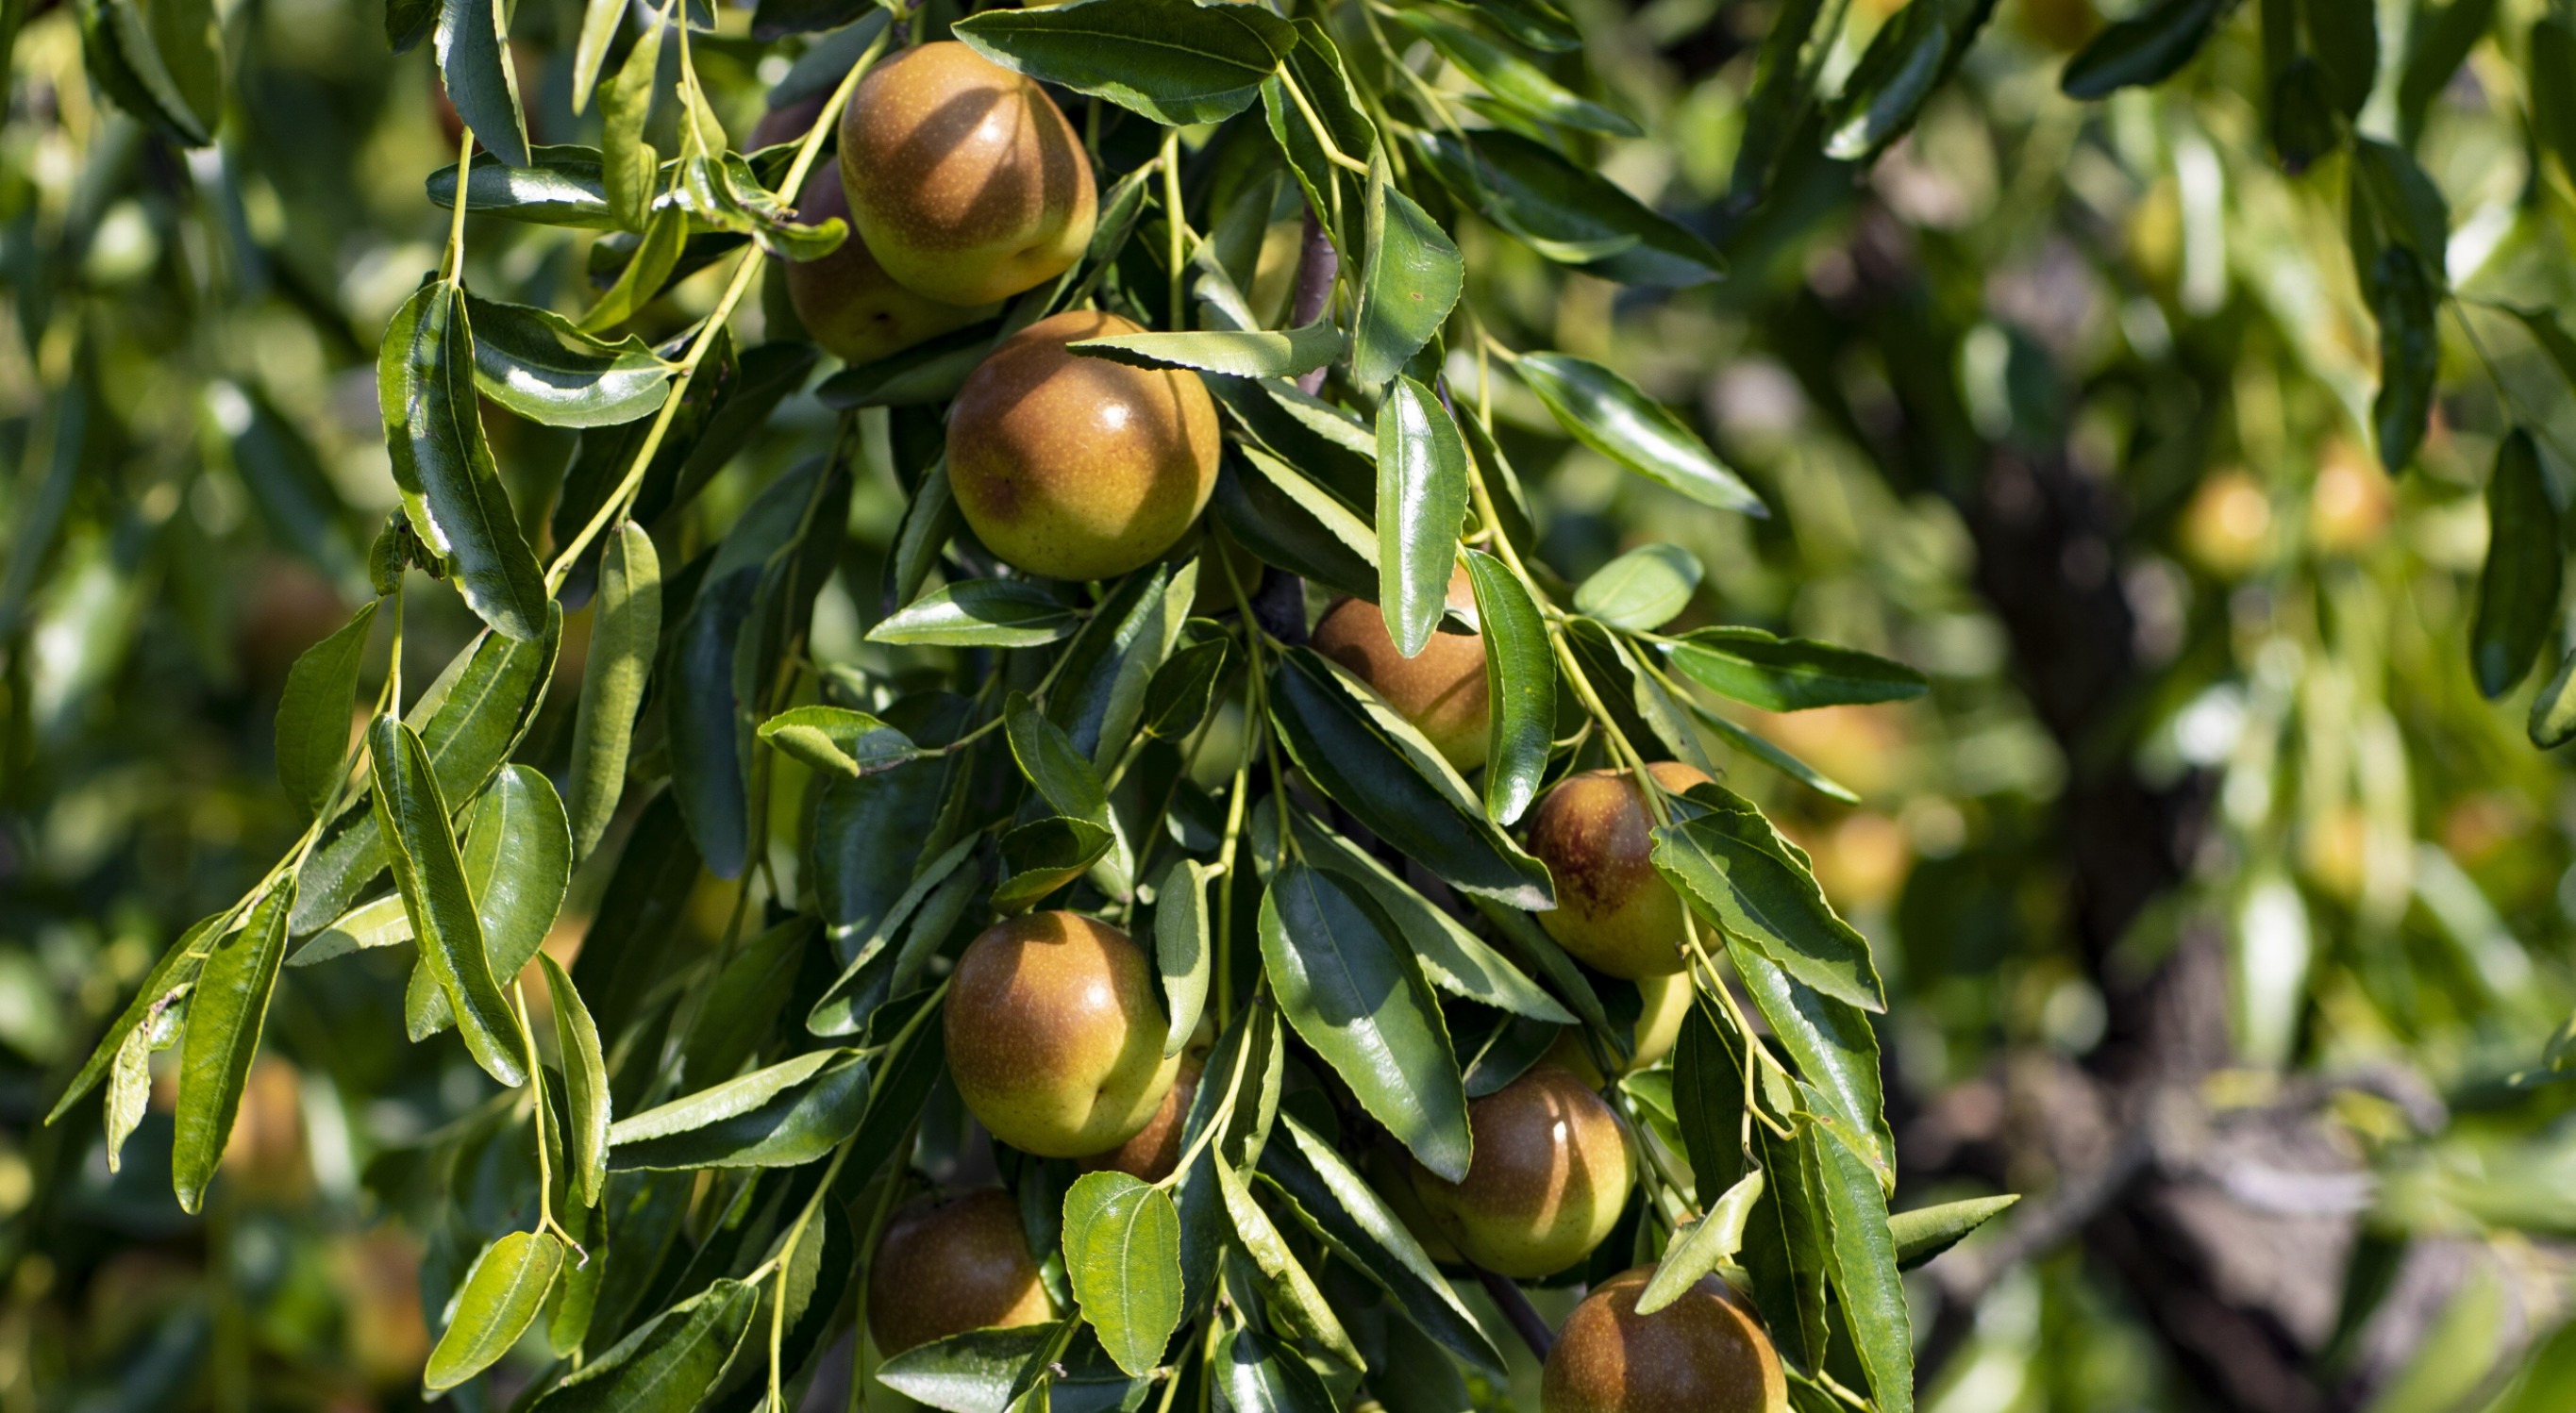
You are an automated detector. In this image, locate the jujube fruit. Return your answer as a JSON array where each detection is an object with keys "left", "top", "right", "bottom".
[
  {"left": 1525, "top": 762, "right": 1712, "bottom": 979},
  {"left": 780, "top": 163, "right": 996, "bottom": 367},
  {"left": 867, "top": 1189, "right": 1054, "bottom": 1355},
  {"left": 947, "top": 309, "right": 1220, "bottom": 581},
  {"left": 1310, "top": 566, "right": 1490, "bottom": 772},
  {"left": 1079, "top": 1049, "right": 1203, "bottom": 1182},
  {"left": 945, "top": 910, "right": 1183, "bottom": 1157},
  {"left": 1545, "top": 973, "right": 1694, "bottom": 1086},
  {"left": 1407, "top": 1064, "right": 1633, "bottom": 1278},
  {"left": 838, "top": 42, "right": 1096, "bottom": 307},
  {"left": 1541, "top": 1265, "right": 1787, "bottom": 1413}
]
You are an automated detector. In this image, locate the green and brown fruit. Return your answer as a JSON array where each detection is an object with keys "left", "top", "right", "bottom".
[
  {"left": 838, "top": 42, "right": 1096, "bottom": 308},
  {"left": 1079, "top": 1048, "right": 1204, "bottom": 1182},
  {"left": 1541, "top": 1265, "right": 1787, "bottom": 1413},
  {"left": 947, "top": 309, "right": 1221, "bottom": 581},
  {"left": 866, "top": 1189, "right": 1054, "bottom": 1356},
  {"left": 945, "top": 910, "right": 1184, "bottom": 1158},
  {"left": 1525, "top": 762, "right": 1711, "bottom": 979},
  {"left": 1311, "top": 566, "right": 1491, "bottom": 773},
  {"left": 779, "top": 163, "right": 997, "bottom": 366},
  {"left": 1408, "top": 1064, "right": 1633, "bottom": 1278}
]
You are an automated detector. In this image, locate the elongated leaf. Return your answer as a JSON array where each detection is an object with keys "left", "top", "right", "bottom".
[
  {"left": 535, "top": 959, "right": 611, "bottom": 1213},
  {"left": 1062, "top": 1172, "right": 1183, "bottom": 1378},
  {"left": 1376, "top": 378, "right": 1471, "bottom": 657},
  {"left": 466, "top": 294, "right": 673, "bottom": 428},
  {"left": 1891, "top": 1193, "right": 2018, "bottom": 1270},
  {"left": 1289, "top": 812, "right": 1571, "bottom": 1022},
  {"left": 531, "top": 1277, "right": 761, "bottom": 1413},
  {"left": 411, "top": 763, "right": 571, "bottom": 1036},
  {"left": 1351, "top": 171, "right": 1464, "bottom": 389},
  {"left": 600, "top": 19, "right": 661, "bottom": 231},
  {"left": 1517, "top": 353, "right": 1764, "bottom": 514},
  {"left": 1259, "top": 861, "right": 1471, "bottom": 1180},
  {"left": 1008, "top": 692, "right": 1112, "bottom": 827},
  {"left": 872, "top": 579, "right": 1081, "bottom": 647},
  {"left": 1453, "top": 549, "right": 1551, "bottom": 824},
  {"left": 953, "top": 0, "right": 1298, "bottom": 125},
  {"left": 276, "top": 600, "right": 378, "bottom": 822},
  {"left": 609, "top": 1049, "right": 869, "bottom": 1169},
  {"left": 380, "top": 283, "right": 551, "bottom": 640},
  {"left": 436, "top": 0, "right": 530, "bottom": 168},
  {"left": 1636, "top": 1169, "right": 1765, "bottom": 1315},
  {"left": 1653, "top": 803, "right": 1887, "bottom": 1013},
  {"left": 570, "top": 0, "right": 621, "bottom": 108},
  {"left": 2061, "top": 0, "right": 2230, "bottom": 97},
  {"left": 1260, "top": 19, "right": 1379, "bottom": 242},
  {"left": 1215, "top": 1160, "right": 1363, "bottom": 1371},
  {"left": 1143, "top": 637, "right": 1231, "bottom": 740},
  {"left": 580, "top": 207, "right": 691, "bottom": 333},
  {"left": 2370, "top": 246, "right": 2438, "bottom": 474},
  {"left": 1574, "top": 543, "right": 1701, "bottom": 630},
  {"left": 1674, "top": 1008, "right": 1825, "bottom": 1371},
  {"left": 1238, "top": 442, "right": 1380, "bottom": 575},
  {"left": 371, "top": 715, "right": 527, "bottom": 1087},
  {"left": 287, "top": 895, "right": 412, "bottom": 968},
  {"left": 2471, "top": 430, "right": 2559, "bottom": 698},
  {"left": 50, "top": 912, "right": 222, "bottom": 1122},
  {"left": 170, "top": 889, "right": 292, "bottom": 1212},
  {"left": 1213, "top": 1323, "right": 1338, "bottom": 1413},
  {"left": 1387, "top": 6, "right": 1636, "bottom": 135},
  {"left": 567, "top": 523, "right": 659, "bottom": 859},
  {"left": 427, "top": 1231, "right": 565, "bottom": 1390},
  {"left": 1156, "top": 858, "right": 1213, "bottom": 1056},
  {"left": 1666, "top": 626, "right": 1929, "bottom": 710},
  {"left": 1413, "top": 129, "right": 1723, "bottom": 288},
  {"left": 1807, "top": 1096, "right": 1913, "bottom": 1413},
  {"left": 1046, "top": 565, "right": 1190, "bottom": 769},
  {"left": 1733, "top": 945, "right": 1890, "bottom": 1186},
  {"left": 1825, "top": 0, "right": 1952, "bottom": 159},
  {"left": 1684, "top": 699, "right": 1861, "bottom": 803},
  {"left": 1071, "top": 324, "right": 1341, "bottom": 379},
  {"left": 1266, "top": 648, "right": 1554, "bottom": 907},
  {"left": 758, "top": 706, "right": 918, "bottom": 779}
]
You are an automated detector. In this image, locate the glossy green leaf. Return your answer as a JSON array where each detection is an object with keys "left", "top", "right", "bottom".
[
  {"left": 1261, "top": 20, "right": 1378, "bottom": 240},
  {"left": 275, "top": 599, "right": 378, "bottom": 823},
  {"left": 1008, "top": 691, "right": 1112, "bottom": 827},
  {"left": 370, "top": 714, "right": 527, "bottom": 1087},
  {"left": 1573, "top": 543, "right": 1701, "bottom": 630},
  {"left": 871, "top": 579, "right": 1081, "bottom": 647},
  {"left": 540, "top": 953, "right": 611, "bottom": 1208},
  {"left": 170, "top": 889, "right": 292, "bottom": 1212},
  {"left": 1156, "top": 857, "right": 1213, "bottom": 1056},
  {"left": 1046, "top": 564, "right": 1191, "bottom": 769},
  {"left": 1413, "top": 128, "right": 1723, "bottom": 287},
  {"left": 379, "top": 283, "right": 551, "bottom": 640},
  {"left": 1352, "top": 173, "right": 1464, "bottom": 389},
  {"left": 1213, "top": 1323, "right": 1338, "bottom": 1413},
  {"left": 1729, "top": 0, "right": 1827, "bottom": 194},
  {"left": 2060, "top": 0, "right": 2230, "bottom": 98},
  {"left": 1516, "top": 352, "right": 1764, "bottom": 514},
  {"left": 1266, "top": 647, "right": 1555, "bottom": 908},
  {"left": 1062, "top": 1171, "right": 1183, "bottom": 1378},
  {"left": 286, "top": 895, "right": 411, "bottom": 968},
  {"left": 465, "top": 293, "right": 672, "bottom": 428},
  {"left": 1666, "top": 626, "right": 1929, "bottom": 711},
  {"left": 427, "top": 1231, "right": 565, "bottom": 1391},
  {"left": 427, "top": 146, "right": 620, "bottom": 226},
  {"left": 530, "top": 1277, "right": 760, "bottom": 1413},
  {"left": 1375, "top": 377, "right": 1471, "bottom": 657},
  {"left": 2370, "top": 246, "right": 2438, "bottom": 474},
  {"left": 600, "top": 20, "right": 661, "bottom": 231},
  {"left": 1823, "top": 0, "right": 1951, "bottom": 159},
  {"left": 51, "top": 912, "right": 222, "bottom": 1122},
  {"left": 1142, "top": 636, "right": 1231, "bottom": 740},
  {"left": 1070, "top": 324, "right": 1340, "bottom": 379},
  {"left": 953, "top": 0, "right": 1298, "bottom": 125},
  {"left": 2352, "top": 138, "right": 2451, "bottom": 265},
  {"left": 994, "top": 817, "right": 1116, "bottom": 912},
  {"left": 1289, "top": 811, "right": 1571, "bottom": 1023},
  {"left": 435, "top": 0, "right": 530, "bottom": 168},
  {"left": 1636, "top": 1169, "right": 1765, "bottom": 1315},
  {"left": 567, "top": 522, "right": 659, "bottom": 859},
  {"left": 1734, "top": 944, "right": 1891, "bottom": 1187},
  {"left": 1388, "top": 6, "right": 1636, "bottom": 134},
  {"left": 1806, "top": 1095, "right": 1914, "bottom": 1413},
  {"left": 758, "top": 706, "right": 919, "bottom": 779},
  {"left": 1452, "top": 549, "right": 1551, "bottom": 825},
  {"left": 1259, "top": 860, "right": 1471, "bottom": 1181},
  {"left": 608, "top": 1048, "right": 870, "bottom": 1169},
  {"left": 1653, "top": 797, "right": 1887, "bottom": 1013},
  {"left": 1674, "top": 1007, "right": 1826, "bottom": 1371},
  {"left": 876, "top": 1324, "right": 1144, "bottom": 1413},
  {"left": 1215, "top": 1159, "right": 1363, "bottom": 1371},
  {"left": 1567, "top": 617, "right": 1714, "bottom": 774},
  {"left": 1891, "top": 1193, "right": 2018, "bottom": 1270},
  {"left": 410, "top": 763, "right": 571, "bottom": 1036},
  {"left": 2472, "top": 430, "right": 2561, "bottom": 699}
]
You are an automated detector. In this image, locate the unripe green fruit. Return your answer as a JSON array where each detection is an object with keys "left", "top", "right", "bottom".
[
  {"left": 1408, "top": 1064, "right": 1633, "bottom": 1278},
  {"left": 781, "top": 163, "right": 996, "bottom": 367},
  {"left": 1542, "top": 1265, "right": 1787, "bottom": 1413},
  {"left": 1310, "top": 566, "right": 1490, "bottom": 773},
  {"left": 947, "top": 309, "right": 1221, "bottom": 581},
  {"left": 945, "top": 910, "right": 1183, "bottom": 1157},
  {"left": 838, "top": 42, "right": 1096, "bottom": 307},
  {"left": 866, "top": 1189, "right": 1054, "bottom": 1356},
  {"left": 1525, "top": 763, "right": 1712, "bottom": 979}
]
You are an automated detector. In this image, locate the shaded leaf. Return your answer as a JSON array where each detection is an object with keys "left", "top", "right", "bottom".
[
  {"left": 994, "top": 818, "right": 1116, "bottom": 912},
  {"left": 529, "top": 1277, "right": 761, "bottom": 1412},
  {"left": 1413, "top": 128, "right": 1724, "bottom": 287},
  {"left": 2061, "top": 0, "right": 2230, "bottom": 98},
  {"left": 1573, "top": 543, "right": 1701, "bottom": 631},
  {"left": 1289, "top": 811, "right": 1571, "bottom": 1022},
  {"left": 1156, "top": 858, "right": 1213, "bottom": 1056},
  {"left": 435, "top": 0, "right": 531, "bottom": 169},
  {"left": 1387, "top": 6, "right": 1636, "bottom": 135},
  {"left": 567, "top": 522, "right": 660, "bottom": 859},
  {"left": 952, "top": 0, "right": 1298, "bottom": 125},
  {"left": 542, "top": 953, "right": 611, "bottom": 1209},
  {"left": 1214, "top": 1160, "right": 1363, "bottom": 1371},
  {"left": 1458, "top": 549, "right": 1551, "bottom": 824},
  {"left": 2369, "top": 245, "right": 2439, "bottom": 474},
  {"left": 2471, "top": 429, "right": 2561, "bottom": 699},
  {"left": 1824, "top": 0, "right": 1953, "bottom": 159},
  {"left": 275, "top": 600, "right": 378, "bottom": 823}
]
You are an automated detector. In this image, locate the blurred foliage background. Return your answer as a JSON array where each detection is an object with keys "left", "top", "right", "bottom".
[{"left": 7, "top": 0, "right": 2576, "bottom": 1408}]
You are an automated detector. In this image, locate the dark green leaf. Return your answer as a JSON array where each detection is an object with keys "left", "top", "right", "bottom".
[
  {"left": 1729, "top": 0, "right": 1828, "bottom": 196},
  {"left": 878, "top": 1325, "right": 1138, "bottom": 1413},
  {"left": 1732, "top": 944, "right": 1891, "bottom": 1187},
  {"left": 1008, "top": 691, "right": 1112, "bottom": 827},
  {"left": 2508, "top": 305, "right": 2576, "bottom": 398},
  {"left": 2396, "top": 0, "right": 2493, "bottom": 141},
  {"left": 1375, "top": 377, "right": 1471, "bottom": 657},
  {"left": 542, "top": 954, "right": 611, "bottom": 1209},
  {"left": 1666, "top": 626, "right": 1929, "bottom": 710},
  {"left": 2471, "top": 429, "right": 2561, "bottom": 698},
  {"left": 952, "top": 0, "right": 1298, "bottom": 125},
  {"left": 1143, "top": 636, "right": 1231, "bottom": 740},
  {"left": 1213, "top": 1324, "right": 1338, "bottom": 1413},
  {"left": 427, "top": 1231, "right": 565, "bottom": 1391},
  {"left": 529, "top": 1277, "right": 761, "bottom": 1413},
  {"left": 1653, "top": 796, "right": 1887, "bottom": 1013},
  {"left": 1261, "top": 21, "right": 1377, "bottom": 236},
  {"left": 1891, "top": 1193, "right": 2018, "bottom": 1270},
  {"left": 2300, "top": 0, "right": 2376, "bottom": 116},
  {"left": 1046, "top": 565, "right": 1191, "bottom": 769},
  {"left": 465, "top": 293, "right": 673, "bottom": 427},
  {"left": 1573, "top": 543, "right": 1701, "bottom": 630},
  {"left": 568, "top": 522, "right": 660, "bottom": 859},
  {"left": 427, "top": 146, "right": 620, "bottom": 226},
  {"left": 2370, "top": 245, "right": 2438, "bottom": 474},
  {"left": 758, "top": 706, "right": 919, "bottom": 779},
  {"left": 1806, "top": 1097, "right": 1914, "bottom": 1413},
  {"left": 995, "top": 818, "right": 1116, "bottom": 912},
  {"left": 170, "top": 889, "right": 292, "bottom": 1212},
  {"left": 2060, "top": 0, "right": 2231, "bottom": 98},
  {"left": 1156, "top": 858, "right": 1213, "bottom": 1056},
  {"left": 1387, "top": 6, "right": 1636, "bottom": 134},
  {"left": 435, "top": 0, "right": 531, "bottom": 169},
  {"left": 1071, "top": 324, "right": 1342, "bottom": 380},
  {"left": 1289, "top": 812, "right": 1571, "bottom": 1022},
  {"left": 379, "top": 283, "right": 551, "bottom": 640},
  {"left": 1516, "top": 353, "right": 1764, "bottom": 514},
  {"left": 2352, "top": 137, "right": 2451, "bottom": 265},
  {"left": 1413, "top": 128, "right": 1724, "bottom": 287},
  {"left": 78, "top": 0, "right": 220, "bottom": 144},
  {"left": 371, "top": 714, "right": 527, "bottom": 1088},
  {"left": 608, "top": 1049, "right": 870, "bottom": 1169},
  {"left": 411, "top": 763, "right": 572, "bottom": 1036},
  {"left": 818, "top": 327, "right": 1001, "bottom": 410},
  {"left": 810, "top": 833, "right": 978, "bottom": 1034},
  {"left": 275, "top": 600, "right": 378, "bottom": 823},
  {"left": 2270, "top": 58, "right": 2343, "bottom": 172},
  {"left": 871, "top": 579, "right": 1081, "bottom": 647},
  {"left": 1352, "top": 173, "right": 1463, "bottom": 390},
  {"left": 1259, "top": 860, "right": 1471, "bottom": 1181},
  {"left": 682, "top": 917, "right": 814, "bottom": 1087},
  {"left": 1062, "top": 1171, "right": 1184, "bottom": 1377},
  {"left": 1459, "top": 549, "right": 1550, "bottom": 824}
]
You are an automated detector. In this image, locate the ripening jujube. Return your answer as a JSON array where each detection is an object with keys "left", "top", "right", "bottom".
[
  {"left": 866, "top": 1189, "right": 1053, "bottom": 1356},
  {"left": 1524, "top": 762, "right": 1713, "bottom": 979},
  {"left": 943, "top": 910, "right": 1182, "bottom": 1158},
  {"left": 1541, "top": 1265, "right": 1789, "bottom": 1413},
  {"left": 1310, "top": 567, "right": 1492, "bottom": 773},
  {"left": 1406, "top": 1063, "right": 1633, "bottom": 1278}
]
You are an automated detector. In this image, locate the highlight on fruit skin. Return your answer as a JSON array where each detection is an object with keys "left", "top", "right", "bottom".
[
  {"left": 779, "top": 162, "right": 996, "bottom": 368},
  {"left": 1407, "top": 1063, "right": 1634, "bottom": 1278},
  {"left": 1310, "top": 565, "right": 1491, "bottom": 773},
  {"left": 866, "top": 1188, "right": 1055, "bottom": 1356},
  {"left": 837, "top": 41, "right": 1096, "bottom": 308},
  {"left": 1541, "top": 1264, "right": 1789, "bottom": 1413},
  {"left": 943, "top": 909, "right": 1183, "bottom": 1158},
  {"left": 1524, "top": 761, "right": 1712, "bottom": 979},
  {"left": 946, "top": 309, "right": 1222, "bottom": 582}
]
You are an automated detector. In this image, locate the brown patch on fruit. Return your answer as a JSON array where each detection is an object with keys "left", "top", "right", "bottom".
[
  {"left": 1311, "top": 565, "right": 1491, "bottom": 772},
  {"left": 867, "top": 1189, "right": 1054, "bottom": 1356},
  {"left": 1525, "top": 763, "right": 1708, "bottom": 978},
  {"left": 1409, "top": 1065, "right": 1632, "bottom": 1278},
  {"left": 1541, "top": 1265, "right": 1787, "bottom": 1413}
]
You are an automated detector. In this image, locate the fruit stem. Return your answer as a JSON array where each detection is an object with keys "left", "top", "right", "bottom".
[{"left": 1470, "top": 1261, "right": 1554, "bottom": 1361}]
